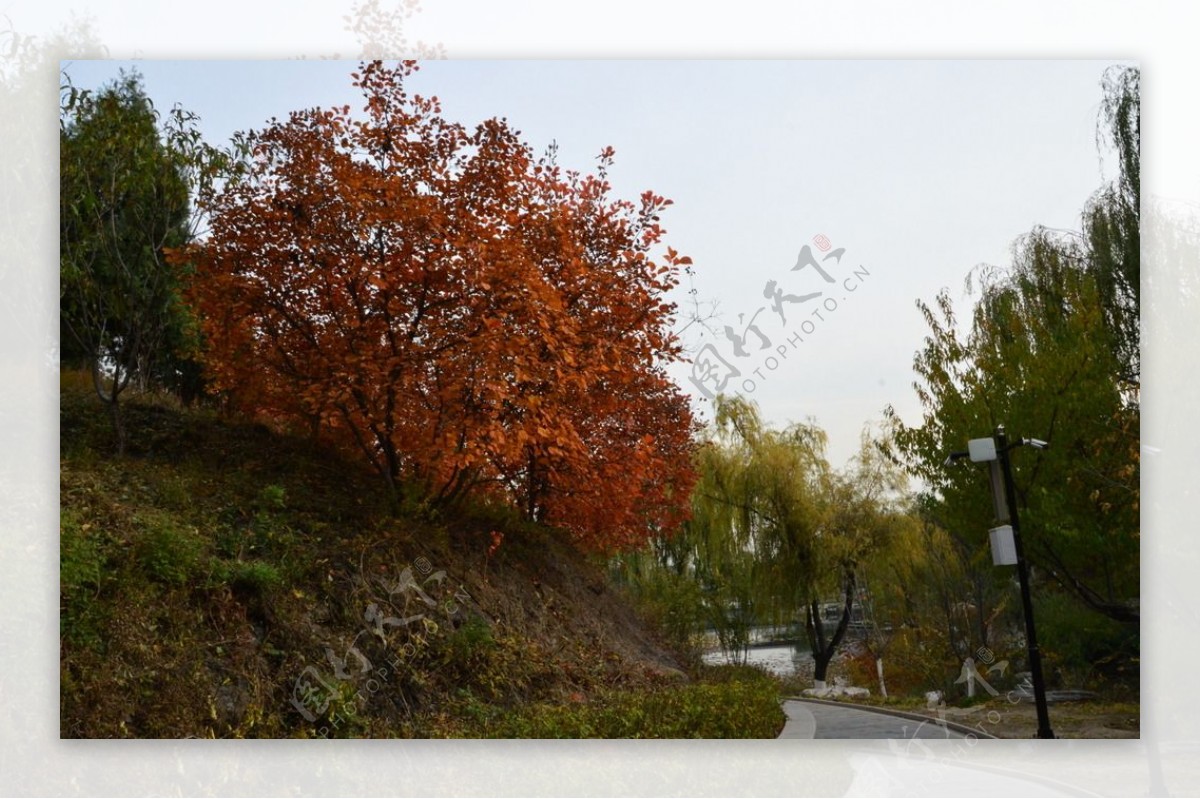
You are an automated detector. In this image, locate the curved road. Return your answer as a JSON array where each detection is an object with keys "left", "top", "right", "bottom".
[
  {"left": 780, "top": 699, "right": 971, "bottom": 739},
  {"left": 776, "top": 701, "right": 1108, "bottom": 796}
]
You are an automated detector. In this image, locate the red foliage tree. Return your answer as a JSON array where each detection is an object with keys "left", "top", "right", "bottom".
[{"left": 178, "top": 61, "right": 696, "bottom": 552}]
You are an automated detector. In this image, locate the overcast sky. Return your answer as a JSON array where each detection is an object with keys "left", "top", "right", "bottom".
[
  {"left": 8, "top": 1, "right": 1200, "bottom": 794},
  {"left": 60, "top": 58, "right": 1125, "bottom": 469}
]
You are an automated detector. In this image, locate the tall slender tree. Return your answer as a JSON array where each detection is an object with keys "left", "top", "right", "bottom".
[{"left": 60, "top": 70, "right": 191, "bottom": 452}]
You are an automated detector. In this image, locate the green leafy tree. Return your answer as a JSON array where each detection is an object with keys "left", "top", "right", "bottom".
[
  {"left": 801, "top": 433, "right": 905, "bottom": 687},
  {"left": 619, "top": 398, "right": 910, "bottom": 688},
  {"left": 861, "top": 495, "right": 1020, "bottom": 695},
  {"left": 60, "top": 68, "right": 243, "bottom": 448},
  {"left": 883, "top": 67, "right": 1140, "bottom": 626},
  {"left": 689, "top": 397, "right": 899, "bottom": 686},
  {"left": 688, "top": 396, "right": 825, "bottom": 664},
  {"left": 60, "top": 69, "right": 189, "bottom": 450}
]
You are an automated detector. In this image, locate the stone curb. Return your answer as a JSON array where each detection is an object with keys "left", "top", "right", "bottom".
[{"left": 784, "top": 696, "right": 999, "bottom": 739}]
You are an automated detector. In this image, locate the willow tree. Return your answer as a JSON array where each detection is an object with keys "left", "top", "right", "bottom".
[
  {"left": 688, "top": 396, "right": 826, "bottom": 662},
  {"left": 1085, "top": 65, "right": 1139, "bottom": 390},
  {"left": 804, "top": 432, "right": 906, "bottom": 688},
  {"left": 689, "top": 396, "right": 898, "bottom": 686}
]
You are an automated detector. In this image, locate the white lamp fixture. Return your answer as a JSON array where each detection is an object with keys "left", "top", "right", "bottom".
[
  {"left": 989, "top": 524, "right": 1018, "bottom": 566},
  {"left": 968, "top": 437, "right": 997, "bottom": 462}
]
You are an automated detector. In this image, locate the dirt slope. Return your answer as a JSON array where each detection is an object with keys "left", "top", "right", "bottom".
[{"left": 60, "top": 385, "right": 685, "bottom": 738}]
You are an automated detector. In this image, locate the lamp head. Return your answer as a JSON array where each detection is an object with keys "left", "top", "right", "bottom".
[{"left": 968, "top": 437, "right": 997, "bottom": 462}]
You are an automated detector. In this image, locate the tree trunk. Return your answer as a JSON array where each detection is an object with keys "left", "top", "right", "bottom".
[
  {"left": 93, "top": 358, "right": 127, "bottom": 456},
  {"left": 108, "top": 394, "right": 126, "bottom": 456},
  {"left": 805, "top": 569, "right": 857, "bottom": 686}
]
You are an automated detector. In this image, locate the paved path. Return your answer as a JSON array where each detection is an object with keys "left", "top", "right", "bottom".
[{"left": 780, "top": 699, "right": 970, "bottom": 739}]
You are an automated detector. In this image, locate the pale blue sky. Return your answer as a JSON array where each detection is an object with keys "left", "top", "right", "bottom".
[{"left": 61, "top": 58, "right": 1124, "bottom": 468}]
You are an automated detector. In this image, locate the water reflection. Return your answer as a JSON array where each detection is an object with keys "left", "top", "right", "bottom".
[{"left": 702, "top": 643, "right": 813, "bottom": 677}]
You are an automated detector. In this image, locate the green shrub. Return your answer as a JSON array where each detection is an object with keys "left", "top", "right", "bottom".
[
  {"left": 1035, "top": 591, "right": 1138, "bottom": 690},
  {"left": 205, "top": 557, "right": 285, "bottom": 595},
  {"left": 214, "top": 525, "right": 243, "bottom": 559},
  {"left": 61, "top": 510, "right": 104, "bottom": 598},
  {"left": 245, "top": 484, "right": 297, "bottom": 556},
  {"left": 696, "top": 662, "right": 771, "bottom": 685},
  {"left": 257, "top": 484, "right": 287, "bottom": 511},
  {"left": 155, "top": 474, "right": 193, "bottom": 510},
  {"left": 308, "top": 680, "right": 370, "bottom": 739},
  {"left": 613, "top": 558, "right": 707, "bottom": 661},
  {"left": 444, "top": 616, "right": 496, "bottom": 664},
  {"left": 61, "top": 510, "right": 109, "bottom": 648},
  {"left": 229, "top": 561, "right": 283, "bottom": 593},
  {"left": 134, "top": 513, "right": 206, "bottom": 585},
  {"left": 445, "top": 668, "right": 785, "bottom": 738},
  {"left": 870, "top": 628, "right": 960, "bottom": 697}
]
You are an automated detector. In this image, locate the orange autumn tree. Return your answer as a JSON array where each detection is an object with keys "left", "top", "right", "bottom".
[{"left": 180, "top": 61, "right": 696, "bottom": 552}]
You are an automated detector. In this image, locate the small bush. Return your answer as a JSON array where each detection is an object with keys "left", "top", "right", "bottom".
[
  {"left": 1035, "top": 591, "right": 1138, "bottom": 690},
  {"left": 61, "top": 510, "right": 104, "bottom": 598},
  {"left": 443, "top": 616, "right": 496, "bottom": 664},
  {"left": 61, "top": 510, "right": 109, "bottom": 648},
  {"left": 205, "top": 557, "right": 285, "bottom": 596},
  {"left": 229, "top": 561, "right": 283, "bottom": 593},
  {"left": 155, "top": 474, "right": 193, "bottom": 510},
  {"left": 696, "top": 662, "right": 770, "bottom": 685},
  {"left": 134, "top": 513, "right": 206, "bottom": 585},
  {"left": 865, "top": 629, "right": 959, "bottom": 697},
  {"left": 612, "top": 560, "right": 707, "bottom": 664},
  {"left": 839, "top": 643, "right": 877, "bottom": 689},
  {"left": 257, "top": 484, "right": 287, "bottom": 511},
  {"left": 244, "top": 484, "right": 297, "bottom": 557}
]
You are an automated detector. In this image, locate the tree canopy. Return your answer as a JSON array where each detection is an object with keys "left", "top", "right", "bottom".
[
  {"left": 647, "top": 395, "right": 900, "bottom": 684},
  {"left": 883, "top": 66, "right": 1140, "bottom": 624},
  {"left": 60, "top": 69, "right": 192, "bottom": 451},
  {"left": 180, "top": 60, "right": 696, "bottom": 552}
]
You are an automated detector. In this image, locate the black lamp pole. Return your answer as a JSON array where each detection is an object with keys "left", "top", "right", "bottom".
[{"left": 994, "top": 424, "right": 1055, "bottom": 739}]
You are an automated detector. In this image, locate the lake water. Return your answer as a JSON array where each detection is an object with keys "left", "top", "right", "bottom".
[{"left": 702, "top": 642, "right": 814, "bottom": 677}]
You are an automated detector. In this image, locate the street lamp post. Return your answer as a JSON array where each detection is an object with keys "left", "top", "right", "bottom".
[
  {"left": 947, "top": 424, "right": 1055, "bottom": 739},
  {"left": 994, "top": 425, "right": 1055, "bottom": 739}
]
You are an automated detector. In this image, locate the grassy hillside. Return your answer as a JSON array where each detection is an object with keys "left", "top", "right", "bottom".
[{"left": 59, "top": 375, "right": 784, "bottom": 738}]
